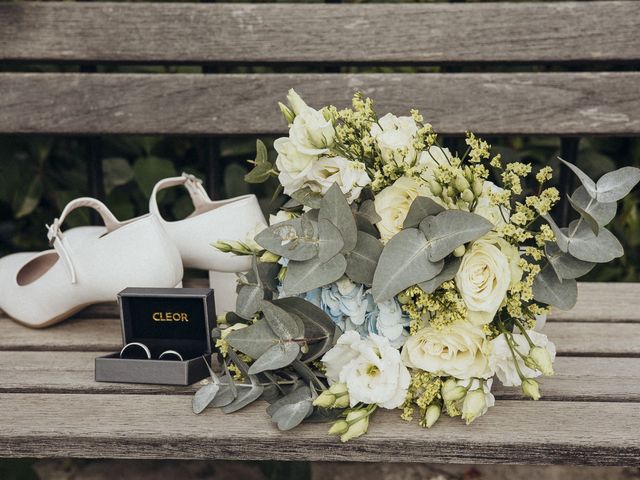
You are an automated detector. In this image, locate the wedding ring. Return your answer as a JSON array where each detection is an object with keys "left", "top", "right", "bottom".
[
  {"left": 120, "top": 342, "right": 151, "bottom": 359},
  {"left": 159, "top": 350, "right": 183, "bottom": 361}
]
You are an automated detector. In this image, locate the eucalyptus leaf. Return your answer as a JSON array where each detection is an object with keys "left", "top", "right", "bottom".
[
  {"left": 354, "top": 214, "right": 380, "bottom": 237},
  {"left": 222, "top": 375, "right": 265, "bottom": 413},
  {"left": 283, "top": 254, "right": 347, "bottom": 296},
  {"left": 345, "top": 231, "right": 384, "bottom": 286},
  {"left": 244, "top": 161, "right": 272, "bottom": 184},
  {"left": 291, "top": 187, "right": 323, "bottom": 209},
  {"left": 235, "top": 284, "right": 264, "bottom": 320},
  {"left": 419, "top": 256, "right": 462, "bottom": 294},
  {"left": 319, "top": 183, "right": 357, "bottom": 252},
  {"left": 255, "top": 139, "right": 268, "bottom": 164},
  {"left": 559, "top": 157, "right": 597, "bottom": 198},
  {"left": 291, "top": 359, "right": 325, "bottom": 390},
  {"left": 192, "top": 383, "right": 220, "bottom": 414},
  {"left": 545, "top": 242, "right": 595, "bottom": 280},
  {"left": 532, "top": 265, "right": 578, "bottom": 310},
  {"left": 595, "top": 166, "right": 640, "bottom": 203},
  {"left": 403, "top": 196, "right": 445, "bottom": 228},
  {"left": 272, "top": 297, "right": 335, "bottom": 363},
  {"left": 254, "top": 218, "right": 318, "bottom": 261},
  {"left": 225, "top": 318, "right": 279, "bottom": 359},
  {"left": 248, "top": 342, "right": 301, "bottom": 374},
  {"left": 542, "top": 214, "right": 569, "bottom": 252},
  {"left": 358, "top": 199, "right": 382, "bottom": 224},
  {"left": 567, "top": 194, "right": 600, "bottom": 235},
  {"left": 261, "top": 300, "right": 303, "bottom": 340},
  {"left": 570, "top": 186, "right": 617, "bottom": 228},
  {"left": 318, "top": 219, "right": 345, "bottom": 263},
  {"left": 244, "top": 261, "right": 280, "bottom": 295},
  {"left": 266, "top": 385, "right": 312, "bottom": 416},
  {"left": 271, "top": 398, "right": 314, "bottom": 431},
  {"left": 419, "top": 211, "right": 493, "bottom": 262},
  {"left": 210, "top": 383, "right": 237, "bottom": 408},
  {"left": 372, "top": 228, "right": 444, "bottom": 302},
  {"left": 566, "top": 220, "right": 624, "bottom": 263}
]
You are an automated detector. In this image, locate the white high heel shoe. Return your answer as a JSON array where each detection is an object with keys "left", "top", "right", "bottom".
[
  {"left": 0, "top": 197, "right": 183, "bottom": 328},
  {"left": 149, "top": 173, "right": 267, "bottom": 312}
]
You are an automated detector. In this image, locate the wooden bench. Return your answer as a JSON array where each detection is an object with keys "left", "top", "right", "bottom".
[{"left": 1, "top": 0, "right": 639, "bottom": 467}]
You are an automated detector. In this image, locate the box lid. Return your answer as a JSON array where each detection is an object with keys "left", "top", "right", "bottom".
[{"left": 117, "top": 287, "right": 216, "bottom": 358}]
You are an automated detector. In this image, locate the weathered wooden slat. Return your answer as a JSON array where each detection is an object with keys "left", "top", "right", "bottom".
[
  {"left": 1, "top": 351, "right": 637, "bottom": 402},
  {"left": 1, "top": 72, "right": 639, "bottom": 135},
  {"left": 31, "top": 281, "right": 637, "bottom": 322},
  {"left": 1, "top": 317, "right": 638, "bottom": 356},
  {"left": 1, "top": 2, "right": 638, "bottom": 64},
  {"left": 0, "top": 394, "right": 637, "bottom": 465}
]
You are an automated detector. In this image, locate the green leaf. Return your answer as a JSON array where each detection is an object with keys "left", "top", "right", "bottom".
[
  {"left": 345, "top": 231, "right": 383, "bottom": 286},
  {"left": 255, "top": 139, "right": 269, "bottom": 165},
  {"left": 268, "top": 386, "right": 314, "bottom": 431},
  {"left": 532, "top": 265, "right": 578, "bottom": 310},
  {"left": 261, "top": 300, "right": 303, "bottom": 340},
  {"left": 419, "top": 256, "right": 462, "bottom": 294},
  {"left": 272, "top": 297, "right": 336, "bottom": 363},
  {"left": 133, "top": 156, "right": 177, "bottom": 197},
  {"left": 559, "top": 157, "right": 597, "bottom": 198},
  {"left": 567, "top": 194, "right": 600, "bottom": 235},
  {"left": 541, "top": 214, "right": 569, "bottom": 252},
  {"left": 192, "top": 383, "right": 220, "bottom": 414},
  {"left": 358, "top": 199, "right": 382, "bottom": 224},
  {"left": 103, "top": 157, "right": 134, "bottom": 194},
  {"left": 318, "top": 219, "right": 344, "bottom": 263},
  {"left": 372, "top": 228, "right": 444, "bottom": 302},
  {"left": 254, "top": 218, "right": 318, "bottom": 261},
  {"left": 291, "top": 187, "right": 323, "bottom": 209},
  {"left": 595, "top": 166, "right": 640, "bottom": 203},
  {"left": 14, "top": 176, "right": 42, "bottom": 218},
  {"left": 319, "top": 183, "right": 357, "bottom": 252},
  {"left": 570, "top": 186, "right": 616, "bottom": 228},
  {"left": 248, "top": 342, "right": 300, "bottom": 374},
  {"left": 225, "top": 318, "right": 279, "bottom": 359},
  {"left": 283, "top": 254, "right": 347, "bottom": 296},
  {"left": 244, "top": 161, "right": 272, "bottom": 184},
  {"left": 419, "top": 210, "right": 493, "bottom": 262},
  {"left": 545, "top": 242, "right": 595, "bottom": 280},
  {"left": 403, "top": 196, "right": 445, "bottom": 228},
  {"left": 566, "top": 220, "right": 624, "bottom": 263},
  {"left": 235, "top": 284, "right": 264, "bottom": 320},
  {"left": 222, "top": 374, "right": 264, "bottom": 413}
]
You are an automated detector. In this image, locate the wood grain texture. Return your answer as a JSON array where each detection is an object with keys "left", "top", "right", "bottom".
[
  {"left": 548, "top": 283, "right": 640, "bottom": 322},
  {"left": 0, "top": 394, "right": 638, "bottom": 465},
  {"left": 2, "top": 351, "right": 638, "bottom": 402},
  {"left": 0, "top": 2, "right": 638, "bottom": 64},
  {"left": 1, "top": 72, "right": 639, "bottom": 135}
]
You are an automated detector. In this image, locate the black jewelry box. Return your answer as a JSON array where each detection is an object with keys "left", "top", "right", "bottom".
[{"left": 95, "top": 287, "right": 216, "bottom": 386}]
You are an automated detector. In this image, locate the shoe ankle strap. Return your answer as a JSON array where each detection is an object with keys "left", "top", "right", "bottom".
[
  {"left": 46, "top": 197, "right": 121, "bottom": 284},
  {"left": 149, "top": 172, "right": 211, "bottom": 218}
]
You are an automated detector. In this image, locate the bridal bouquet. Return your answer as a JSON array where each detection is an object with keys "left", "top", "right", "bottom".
[{"left": 194, "top": 90, "right": 640, "bottom": 441}]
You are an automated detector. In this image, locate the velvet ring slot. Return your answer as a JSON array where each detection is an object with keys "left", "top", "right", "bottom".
[{"left": 95, "top": 287, "right": 217, "bottom": 386}]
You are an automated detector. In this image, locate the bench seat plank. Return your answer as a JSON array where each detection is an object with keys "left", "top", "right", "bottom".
[
  {"left": 1, "top": 351, "right": 638, "bottom": 402},
  {"left": 3, "top": 317, "right": 638, "bottom": 356},
  {"left": 0, "top": 2, "right": 638, "bottom": 64},
  {"left": 0, "top": 394, "right": 637, "bottom": 465},
  {"left": 1, "top": 72, "right": 639, "bottom": 135}
]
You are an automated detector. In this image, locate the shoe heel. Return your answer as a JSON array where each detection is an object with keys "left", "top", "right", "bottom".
[{"left": 208, "top": 270, "right": 240, "bottom": 314}]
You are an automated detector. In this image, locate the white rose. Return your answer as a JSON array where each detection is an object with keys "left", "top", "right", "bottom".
[
  {"left": 417, "top": 146, "right": 452, "bottom": 180},
  {"left": 322, "top": 331, "right": 411, "bottom": 409},
  {"left": 306, "top": 156, "right": 371, "bottom": 204},
  {"left": 371, "top": 113, "right": 418, "bottom": 165},
  {"left": 274, "top": 137, "right": 316, "bottom": 195},
  {"left": 401, "top": 321, "right": 492, "bottom": 379},
  {"left": 373, "top": 176, "right": 433, "bottom": 242},
  {"left": 474, "top": 181, "right": 510, "bottom": 228},
  {"left": 489, "top": 331, "right": 556, "bottom": 386},
  {"left": 455, "top": 236, "right": 516, "bottom": 325}
]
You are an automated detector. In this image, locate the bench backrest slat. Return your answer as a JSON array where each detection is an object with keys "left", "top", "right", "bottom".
[{"left": 1, "top": 2, "right": 639, "bottom": 64}]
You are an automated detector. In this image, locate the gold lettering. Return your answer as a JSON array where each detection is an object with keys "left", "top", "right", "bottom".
[{"left": 152, "top": 312, "right": 189, "bottom": 322}]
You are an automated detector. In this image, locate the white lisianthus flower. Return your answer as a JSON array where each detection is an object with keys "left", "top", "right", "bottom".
[
  {"left": 306, "top": 156, "right": 371, "bottom": 204},
  {"left": 401, "top": 321, "right": 492, "bottom": 379},
  {"left": 274, "top": 137, "right": 316, "bottom": 195},
  {"left": 285, "top": 90, "right": 335, "bottom": 156},
  {"left": 373, "top": 176, "right": 436, "bottom": 242},
  {"left": 418, "top": 146, "right": 453, "bottom": 180},
  {"left": 370, "top": 113, "right": 418, "bottom": 165},
  {"left": 474, "top": 181, "right": 510, "bottom": 228},
  {"left": 489, "top": 331, "right": 556, "bottom": 386},
  {"left": 455, "top": 234, "right": 521, "bottom": 325},
  {"left": 322, "top": 331, "right": 411, "bottom": 409}
]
